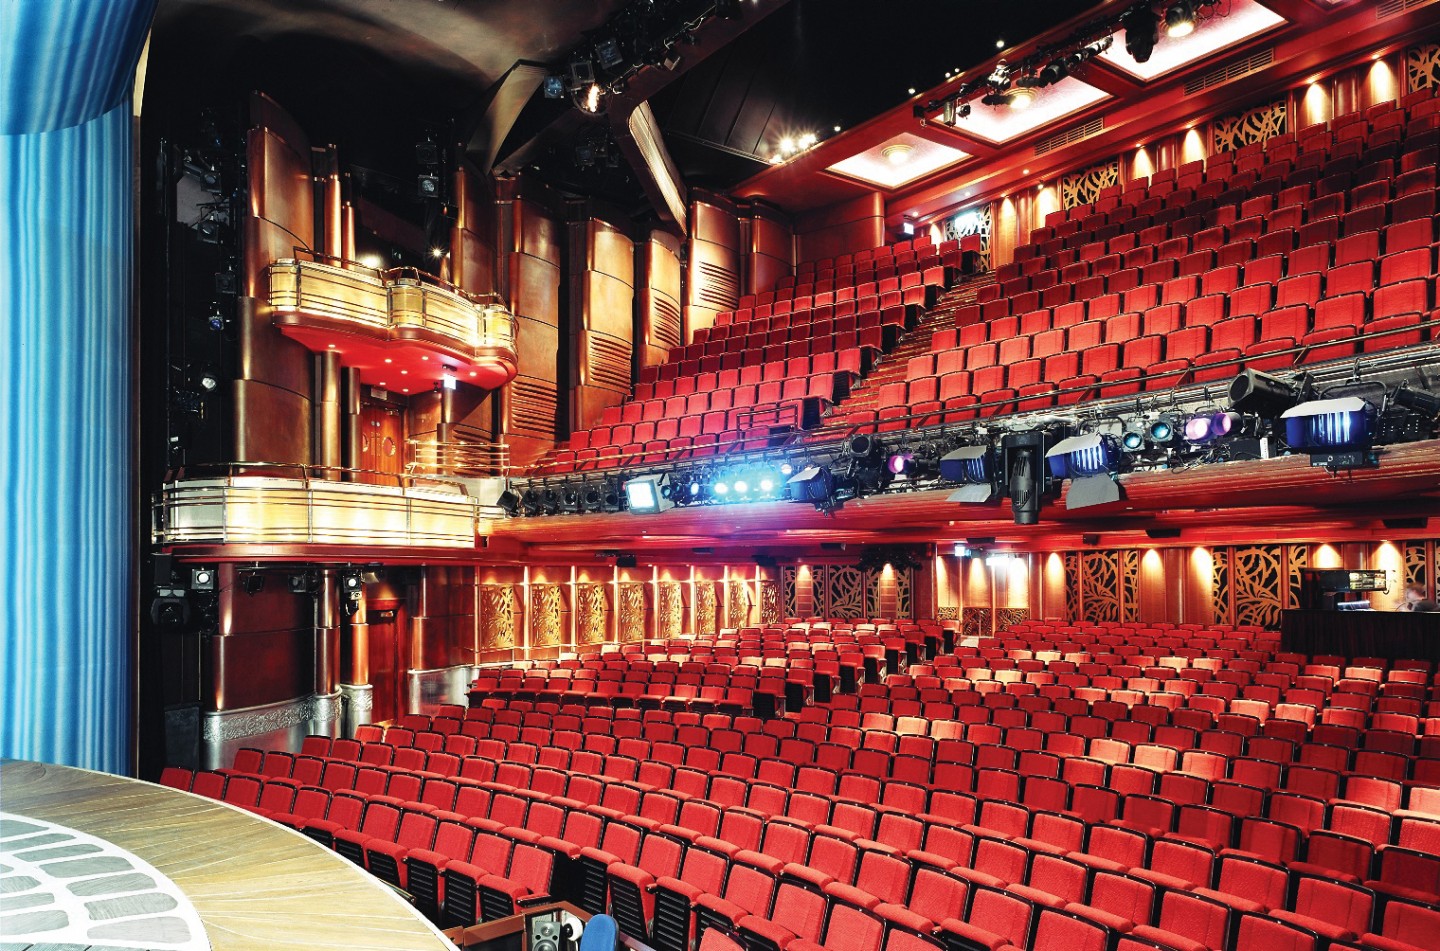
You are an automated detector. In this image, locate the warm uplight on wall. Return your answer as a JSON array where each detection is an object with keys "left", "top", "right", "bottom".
[
  {"left": 1367, "top": 57, "right": 1398, "bottom": 106},
  {"left": 1181, "top": 127, "right": 1205, "bottom": 165},
  {"left": 1314, "top": 544, "right": 1342, "bottom": 569}
]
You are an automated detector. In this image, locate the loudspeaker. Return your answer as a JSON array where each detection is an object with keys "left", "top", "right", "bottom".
[
  {"left": 1146, "top": 528, "right": 1182, "bottom": 539},
  {"left": 616, "top": 554, "right": 637, "bottom": 568},
  {"left": 755, "top": 554, "right": 777, "bottom": 567},
  {"left": 1382, "top": 517, "right": 1427, "bottom": 530},
  {"left": 152, "top": 552, "right": 175, "bottom": 587},
  {"left": 1081, "top": 533, "right": 1101, "bottom": 546}
]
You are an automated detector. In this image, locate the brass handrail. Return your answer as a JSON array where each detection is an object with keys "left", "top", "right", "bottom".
[{"left": 163, "top": 461, "right": 471, "bottom": 495}]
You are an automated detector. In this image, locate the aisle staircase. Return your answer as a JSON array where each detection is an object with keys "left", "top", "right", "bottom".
[{"left": 808, "top": 274, "right": 996, "bottom": 441}]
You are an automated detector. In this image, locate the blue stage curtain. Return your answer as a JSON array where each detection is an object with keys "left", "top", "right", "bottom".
[{"left": 2, "top": 0, "right": 155, "bottom": 774}]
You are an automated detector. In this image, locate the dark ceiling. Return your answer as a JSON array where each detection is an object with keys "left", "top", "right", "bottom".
[
  {"left": 145, "top": 0, "right": 1105, "bottom": 220},
  {"left": 649, "top": 0, "right": 1099, "bottom": 190}
]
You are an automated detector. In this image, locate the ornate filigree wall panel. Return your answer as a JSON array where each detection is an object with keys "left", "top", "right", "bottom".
[
  {"left": 937, "top": 606, "right": 960, "bottom": 622},
  {"left": 995, "top": 607, "right": 1029, "bottom": 632},
  {"left": 479, "top": 584, "right": 517, "bottom": 650},
  {"left": 575, "top": 583, "right": 608, "bottom": 645},
  {"left": 1233, "top": 545, "right": 1284, "bottom": 630},
  {"left": 780, "top": 567, "right": 799, "bottom": 619},
  {"left": 1080, "top": 551, "right": 1120, "bottom": 624},
  {"left": 726, "top": 581, "right": 752, "bottom": 628},
  {"left": 1061, "top": 159, "right": 1119, "bottom": 209},
  {"left": 1405, "top": 540, "right": 1431, "bottom": 595},
  {"left": 759, "top": 581, "right": 780, "bottom": 624},
  {"left": 825, "top": 566, "right": 866, "bottom": 619},
  {"left": 1287, "top": 544, "right": 1310, "bottom": 610},
  {"left": 1121, "top": 550, "right": 1141, "bottom": 623},
  {"left": 618, "top": 583, "right": 647, "bottom": 642},
  {"left": 695, "top": 582, "right": 718, "bottom": 635},
  {"left": 961, "top": 607, "right": 993, "bottom": 639},
  {"left": 1408, "top": 44, "right": 1440, "bottom": 91},
  {"left": 1212, "top": 547, "right": 1232, "bottom": 626},
  {"left": 895, "top": 567, "right": 913, "bottom": 619},
  {"left": 529, "top": 585, "right": 563, "bottom": 648},
  {"left": 657, "top": 582, "right": 684, "bottom": 637},
  {"left": 1064, "top": 553, "right": 1081, "bottom": 621},
  {"left": 864, "top": 566, "right": 914, "bottom": 619},
  {"left": 1213, "top": 100, "right": 1286, "bottom": 153},
  {"left": 942, "top": 204, "right": 992, "bottom": 272}
]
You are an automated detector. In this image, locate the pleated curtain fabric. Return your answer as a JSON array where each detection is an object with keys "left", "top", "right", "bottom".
[{"left": 1, "top": 0, "right": 157, "bottom": 774}]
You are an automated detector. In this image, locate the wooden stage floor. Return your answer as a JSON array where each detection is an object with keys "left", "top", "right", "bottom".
[{"left": 1, "top": 759, "right": 456, "bottom": 950}]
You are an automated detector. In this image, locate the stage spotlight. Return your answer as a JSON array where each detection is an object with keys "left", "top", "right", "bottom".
[
  {"left": 1046, "top": 433, "right": 1124, "bottom": 510},
  {"left": 569, "top": 57, "right": 596, "bottom": 89},
  {"left": 849, "top": 434, "right": 881, "bottom": 458},
  {"left": 1393, "top": 384, "right": 1440, "bottom": 418},
  {"left": 733, "top": 478, "right": 750, "bottom": 495},
  {"left": 788, "top": 465, "right": 837, "bottom": 512},
  {"left": 780, "top": 462, "right": 795, "bottom": 476},
  {"left": 415, "top": 135, "right": 440, "bottom": 167},
  {"left": 887, "top": 452, "right": 916, "bottom": 478},
  {"left": 1149, "top": 415, "right": 1180, "bottom": 444},
  {"left": 543, "top": 75, "right": 566, "bottom": 99},
  {"left": 596, "top": 37, "right": 624, "bottom": 69},
  {"left": 1121, "top": 428, "right": 1146, "bottom": 452},
  {"left": 1047, "top": 433, "right": 1123, "bottom": 479},
  {"left": 1122, "top": 4, "right": 1160, "bottom": 63},
  {"left": 340, "top": 569, "right": 364, "bottom": 599},
  {"left": 1183, "top": 410, "right": 1239, "bottom": 444},
  {"left": 562, "top": 484, "right": 584, "bottom": 513},
  {"left": 1007, "top": 87, "right": 1037, "bottom": 111},
  {"left": 417, "top": 173, "right": 440, "bottom": 199},
  {"left": 191, "top": 567, "right": 216, "bottom": 591},
  {"left": 198, "top": 367, "right": 220, "bottom": 392},
  {"left": 1002, "top": 431, "right": 1054, "bottom": 526},
  {"left": 541, "top": 487, "right": 561, "bottom": 515},
  {"left": 1281, "top": 397, "right": 1379, "bottom": 469},
  {"left": 582, "top": 485, "right": 604, "bottom": 512},
  {"left": 497, "top": 488, "right": 522, "bottom": 516},
  {"left": 941, "top": 446, "right": 999, "bottom": 503},
  {"left": 942, "top": 99, "right": 956, "bottom": 124},
  {"left": 289, "top": 572, "right": 317, "bottom": 594},
  {"left": 521, "top": 488, "right": 542, "bottom": 516},
  {"left": 242, "top": 572, "right": 265, "bottom": 596},
  {"left": 1229, "top": 369, "right": 1299, "bottom": 417},
  {"left": 713, "top": 480, "right": 730, "bottom": 497},
  {"left": 1165, "top": 0, "right": 1198, "bottom": 37},
  {"left": 624, "top": 475, "right": 672, "bottom": 514}
]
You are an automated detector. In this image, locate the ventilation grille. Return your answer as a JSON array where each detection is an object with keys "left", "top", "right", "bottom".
[
  {"left": 509, "top": 377, "right": 557, "bottom": 436},
  {"left": 1184, "top": 48, "right": 1275, "bottom": 96},
  {"left": 587, "top": 334, "right": 633, "bottom": 391},
  {"left": 650, "top": 294, "right": 682, "bottom": 349},
  {"left": 695, "top": 261, "right": 739, "bottom": 311},
  {"left": 1378, "top": 0, "right": 1437, "bottom": 18},
  {"left": 1035, "top": 117, "right": 1105, "bottom": 156}
]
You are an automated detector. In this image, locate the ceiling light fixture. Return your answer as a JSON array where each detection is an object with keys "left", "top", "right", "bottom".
[
  {"left": 1008, "top": 87, "right": 1038, "bottom": 110},
  {"left": 883, "top": 143, "right": 915, "bottom": 166},
  {"left": 1165, "top": 0, "right": 1198, "bottom": 38}
]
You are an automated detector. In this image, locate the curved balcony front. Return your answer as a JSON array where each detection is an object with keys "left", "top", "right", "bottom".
[{"left": 268, "top": 257, "right": 518, "bottom": 392}]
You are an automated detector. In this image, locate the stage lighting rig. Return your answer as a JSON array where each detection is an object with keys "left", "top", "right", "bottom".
[
  {"left": 1047, "top": 433, "right": 1125, "bottom": 510},
  {"left": 1121, "top": 4, "right": 1160, "bottom": 63},
  {"left": 942, "top": 445, "right": 1001, "bottom": 503},
  {"left": 1281, "top": 397, "right": 1379, "bottom": 471}
]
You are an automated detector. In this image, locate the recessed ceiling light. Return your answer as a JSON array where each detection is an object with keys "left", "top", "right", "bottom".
[
  {"left": 469, "top": 371, "right": 478, "bottom": 377},
  {"left": 907, "top": 87, "right": 916, "bottom": 95},
  {"left": 384, "top": 358, "right": 393, "bottom": 363},
  {"left": 833, "top": 125, "right": 841, "bottom": 132},
  {"left": 883, "top": 143, "right": 915, "bottom": 166},
  {"left": 1023, "top": 168, "right": 1030, "bottom": 174},
  {"left": 996, "top": 39, "right": 1005, "bottom": 49},
  {"left": 401, "top": 369, "right": 408, "bottom": 375}
]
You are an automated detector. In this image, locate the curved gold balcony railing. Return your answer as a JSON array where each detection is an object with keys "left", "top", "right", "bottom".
[
  {"left": 267, "top": 254, "right": 518, "bottom": 372},
  {"left": 152, "top": 463, "right": 493, "bottom": 549}
]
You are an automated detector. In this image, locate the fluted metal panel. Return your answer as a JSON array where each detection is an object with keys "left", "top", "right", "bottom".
[{"left": 1, "top": 0, "right": 155, "bottom": 774}]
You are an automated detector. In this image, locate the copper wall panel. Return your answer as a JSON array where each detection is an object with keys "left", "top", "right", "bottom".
[
  {"left": 796, "top": 193, "right": 884, "bottom": 264},
  {"left": 452, "top": 165, "right": 497, "bottom": 296},
  {"left": 686, "top": 196, "right": 742, "bottom": 341},
  {"left": 496, "top": 191, "right": 563, "bottom": 466},
  {"left": 572, "top": 217, "right": 635, "bottom": 434},
  {"left": 748, "top": 209, "right": 794, "bottom": 297},
  {"left": 237, "top": 296, "right": 311, "bottom": 397},
  {"left": 208, "top": 566, "right": 317, "bottom": 712},
  {"left": 244, "top": 128, "right": 315, "bottom": 297},
  {"left": 639, "top": 231, "right": 683, "bottom": 371},
  {"left": 233, "top": 379, "right": 313, "bottom": 465}
]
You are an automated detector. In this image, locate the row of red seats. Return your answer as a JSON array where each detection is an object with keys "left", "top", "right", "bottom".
[
  {"left": 210, "top": 731, "right": 1440, "bottom": 951},
  {"left": 983, "top": 194, "right": 1436, "bottom": 314},
  {"left": 848, "top": 284, "right": 1433, "bottom": 430},
  {"left": 667, "top": 313, "right": 899, "bottom": 366},
  {"left": 641, "top": 325, "right": 885, "bottom": 383},
  {"left": 710, "top": 267, "right": 947, "bottom": 336},
  {"left": 629, "top": 349, "right": 866, "bottom": 404},
  {"left": 181, "top": 734, "right": 1440, "bottom": 951},
  {"left": 790, "top": 235, "right": 934, "bottom": 276},
  {"left": 955, "top": 217, "right": 1437, "bottom": 335},
  {"left": 1046, "top": 91, "right": 1438, "bottom": 233}
]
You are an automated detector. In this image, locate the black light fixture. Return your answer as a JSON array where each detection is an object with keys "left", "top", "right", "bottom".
[
  {"left": 1393, "top": 384, "right": 1440, "bottom": 418},
  {"left": 520, "top": 488, "right": 542, "bottom": 516},
  {"left": 1281, "top": 397, "right": 1379, "bottom": 470},
  {"left": 1229, "top": 369, "right": 1299, "bottom": 418},
  {"left": 339, "top": 569, "right": 364, "bottom": 599},
  {"left": 1002, "top": 431, "right": 1055, "bottom": 526},
  {"left": 497, "top": 488, "right": 522, "bottom": 516},
  {"left": 1165, "top": 0, "right": 1198, "bottom": 38},
  {"left": 787, "top": 465, "right": 836, "bottom": 512},
  {"left": 289, "top": 571, "right": 317, "bottom": 594},
  {"left": 242, "top": 572, "right": 265, "bottom": 596},
  {"left": 543, "top": 75, "right": 567, "bottom": 99},
  {"left": 596, "top": 37, "right": 624, "bottom": 69},
  {"left": 583, "top": 485, "right": 605, "bottom": 513},
  {"left": 942, "top": 445, "right": 1000, "bottom": 503},
  {"left": 190, "top": 567, "right": 216, "bottom": 591},
  {"left": 568, "top": 57, "right": 596, "bottom": 90},
  {"left": 417, "top": 173, "right": 441, "bottom": 199},
  {"left": 561, "top": 484, "right": 584, "bottom": 513},
  {"left": 1122, "top": 4, "right": 1160, "bottom": 63},
  {"left": 623, "top": 475, "right": 673, "bottom": 515},
  {"left": 1046, "top": 434, "right": 1125, "bottom": 510},
  {"left": 415, "top": 135, "right": 440, "bottom": 167}
]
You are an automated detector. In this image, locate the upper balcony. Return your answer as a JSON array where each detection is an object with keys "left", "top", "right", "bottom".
[{"left": 268, "top": 254, "right": 518, "bottom": 392}]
